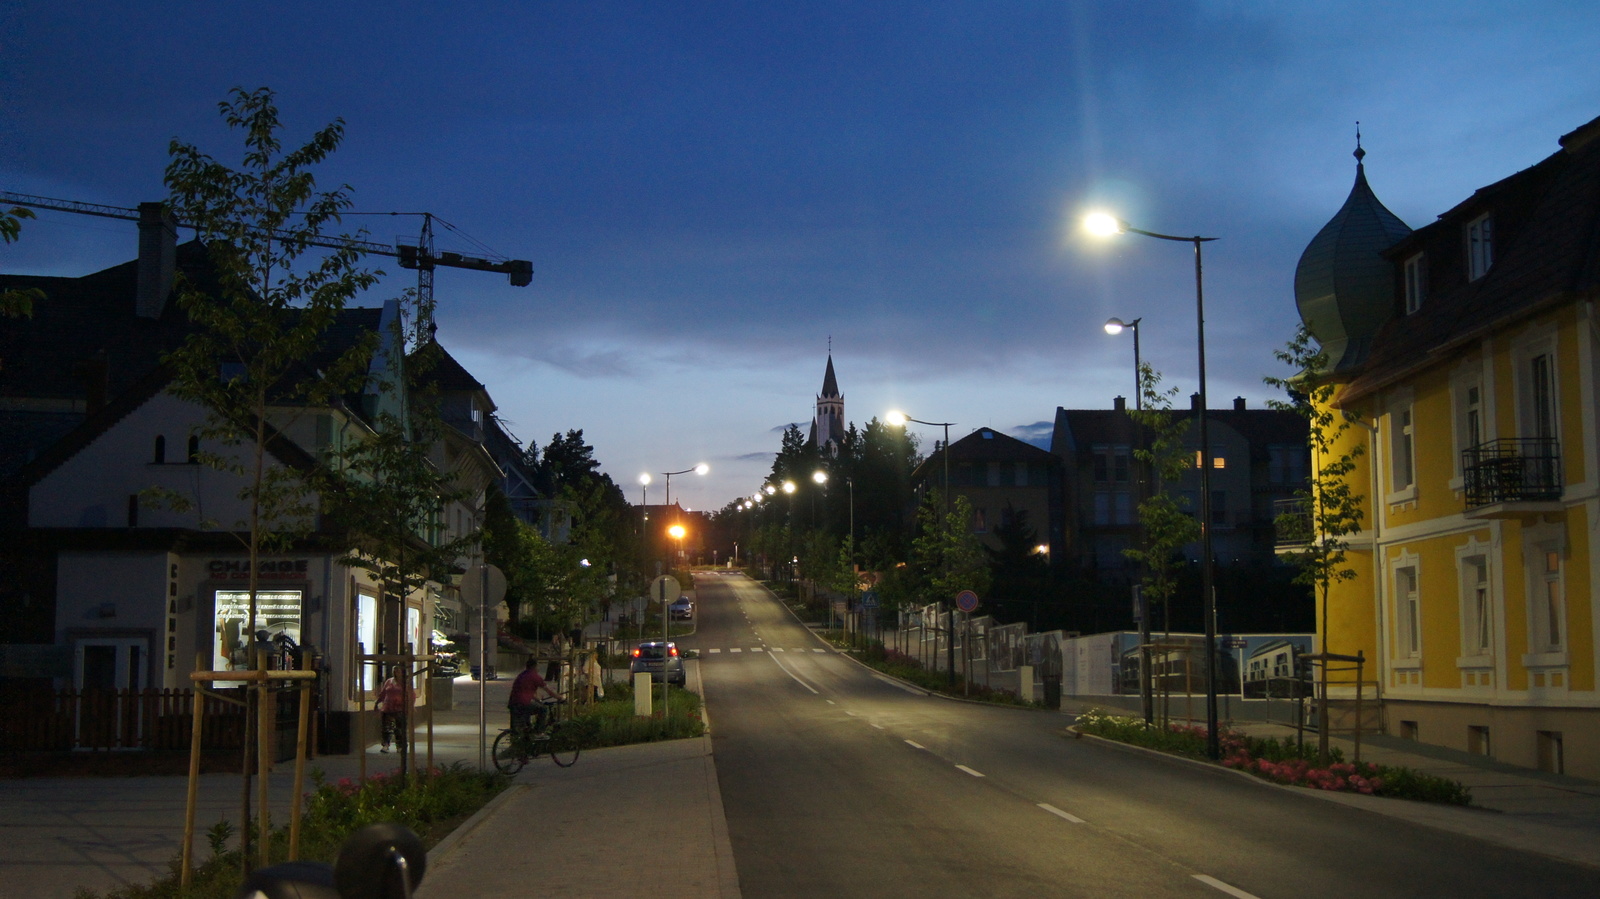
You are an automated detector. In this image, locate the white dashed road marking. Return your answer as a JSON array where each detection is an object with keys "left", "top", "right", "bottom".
[
  {"left": 905, "top": 740, "right": 926, "bottom": 750},
  {"left": 1037, "top": 803, "right": 1085, "bottom": 824},
  {"left": 955, "top": 765, "right": 985, "bottom": 778},
  {"left": 1192, "top": 875, "right": 1261, "bottom": 899},
  {"left": 730, "top": 648, "right": 742, "bottom": 653}
]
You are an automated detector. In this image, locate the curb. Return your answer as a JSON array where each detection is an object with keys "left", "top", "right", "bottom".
[{"left": 425, "top": 782, "right": 527, "bottom": 865}]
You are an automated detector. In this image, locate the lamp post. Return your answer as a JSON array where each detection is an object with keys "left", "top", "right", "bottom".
[
  {"left": 661, "top": 463, "right": 709, "bottom": 568},
  {"left": 887, "top": 410, "right": 958, "bottom": 689},
  {"left": 1106, "top": 315, "right": 1153, "bottom": 725},
  {"left": 1086, "top": 212, "right": 1222, "bottom": 760}
]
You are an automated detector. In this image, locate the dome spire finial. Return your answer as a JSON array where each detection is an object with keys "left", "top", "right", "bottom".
[{"left": 1354, "top": 121, "right": 1365, "bottom": 164}]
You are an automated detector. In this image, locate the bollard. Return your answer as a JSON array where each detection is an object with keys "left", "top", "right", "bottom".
[{"left": 634, "top": 671, "right": 653, "bottom": 716}]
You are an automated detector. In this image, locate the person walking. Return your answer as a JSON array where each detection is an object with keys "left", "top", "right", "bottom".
[{"left": 375, "top": 666, "right": 413, "bottom": 753}]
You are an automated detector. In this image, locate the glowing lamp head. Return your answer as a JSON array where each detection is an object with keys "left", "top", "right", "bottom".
[
  {"left": 668, "top": 524, "right": 686, "bottom": 539},
  {"left": 1104, "top": 317, "right": 1127, "bottom": 335},
  {"left": 812, "top": 470, "right": 828, "bottom": 485},
  {"left": 885, "top": 410, "right": 908, "bottom": 427},
  {"left": 1084, "top": 211, "right": 1124, "bottom": 237},
  {"left": 782, "top": 481, "right": 796, "bottom": 494}
]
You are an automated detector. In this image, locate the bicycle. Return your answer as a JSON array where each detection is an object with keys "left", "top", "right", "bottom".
[{"left": 493, "top": 698, "right": 583, "bottom": 773}]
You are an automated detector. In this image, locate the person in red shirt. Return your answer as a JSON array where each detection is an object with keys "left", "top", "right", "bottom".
[
  {"left": 374, "top": 666, "right": 414, "bottom": 753},
  {"left": 509, "top": 656, "right": 559, "bottom": 733}
]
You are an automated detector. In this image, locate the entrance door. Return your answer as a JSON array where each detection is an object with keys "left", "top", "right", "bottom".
[{"left": 74, "top": 638, "right": 148, "bottom": 748}]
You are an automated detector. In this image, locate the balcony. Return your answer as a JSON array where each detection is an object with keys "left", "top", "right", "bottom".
[
  {"left": 1273, "top": 498, "right": 1311, "bottom": 551},
  {"left": 1462, "top": 438, "right": 1563, "bottom": 517}
]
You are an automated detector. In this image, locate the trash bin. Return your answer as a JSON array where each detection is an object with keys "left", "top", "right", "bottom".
[{"left": 1043, "top": 676, "right": 1062, "bottom": 710}]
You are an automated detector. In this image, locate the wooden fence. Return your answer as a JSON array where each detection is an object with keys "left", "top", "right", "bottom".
[{"left": 0, "top": 687, "right": 249, "bottom": 752}]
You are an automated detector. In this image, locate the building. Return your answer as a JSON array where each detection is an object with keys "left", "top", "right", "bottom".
[
  {"left": 0, "top": 224, "right": 498, "bottom": 750},
  {"left": 1294, "top": 116, "right": 1600, "bottom": 777},
  {"left": 808, "top": 353, "right": 845, "bottom": 457},
  {"left": 1051, "top": 398, "right": 1308, "bottom": 581},
  {"left": 909, "top": 426, "right": 1060, "bottom": 554}
]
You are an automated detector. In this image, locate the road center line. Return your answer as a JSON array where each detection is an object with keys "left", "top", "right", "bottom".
[
  {"left": 1036, "top": 803, "right": 1085, "bottom": 824},
  {"left": 767, "top": 651, "right": 820, "bottom": 694},
  {"left": 1192, "top": 875, "right": 1261, "bottom": 899},
  {"left": 955, "top": 765, "right": 985, "bottom": 778},
  {"left": 905, "top": 740, "right": 925, "bottom": 750}
]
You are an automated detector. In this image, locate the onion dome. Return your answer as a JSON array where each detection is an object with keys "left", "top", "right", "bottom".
[{"left": 1294, "top": 130, "right": 1412, "bottom": 371}]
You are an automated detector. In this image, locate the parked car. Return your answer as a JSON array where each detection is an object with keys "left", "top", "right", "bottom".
[
  {"left": 670, "top": 595, "right": 694, "bottom": 620},
  {"left": 629, "top": 641, "right": 686, "bottom": 685}
]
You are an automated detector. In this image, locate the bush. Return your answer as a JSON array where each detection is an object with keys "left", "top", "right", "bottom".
[
  {"left": 1073, "top": 708, "right": 1472, "bottom": 805},
  {"left": 566, "top": 685, "right": 705, "bottom": 747}
]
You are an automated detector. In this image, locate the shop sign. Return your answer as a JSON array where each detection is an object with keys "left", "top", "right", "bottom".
[{"left": 207, "top": 559, "right": 311, "bottom": 581}]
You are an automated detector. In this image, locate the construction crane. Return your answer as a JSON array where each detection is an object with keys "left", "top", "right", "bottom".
[{"left": 0, "top": 191, "right": 533, "bottom": 318}]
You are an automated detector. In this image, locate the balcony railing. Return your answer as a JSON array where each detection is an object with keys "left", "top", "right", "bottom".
[
  {"left": 1273, "top": 497, "right": 1312, "bottom": 549},
  {"left": 1462, "top": 438, "right": 1562, "bottom": 508}
]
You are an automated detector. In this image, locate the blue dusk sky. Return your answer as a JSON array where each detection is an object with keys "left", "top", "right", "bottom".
[{"left": 3, "top": 1, "right": 1598, "bottom": 512}]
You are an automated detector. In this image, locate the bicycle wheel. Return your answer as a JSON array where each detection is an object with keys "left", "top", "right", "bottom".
[
  {"left": 492, "top": 730, "right": 527, "bottom": 774},
  {"left": 546, "top": 722, "right": 581, "bottom": 768}
]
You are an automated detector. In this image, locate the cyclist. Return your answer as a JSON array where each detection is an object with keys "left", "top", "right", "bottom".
[{"left": 508, "top": 656, "right": 560, "bottom": 734}]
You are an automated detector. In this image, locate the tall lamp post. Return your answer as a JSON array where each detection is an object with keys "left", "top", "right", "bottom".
[
  {"left": 1086, "top": 212, "right": 1222, "bottom": 760},
  {"left": 887, "top": 410, "right": 958, "bottom": 689},
  {"left": 661, "top": 463, "right": 709, "bottom": 568},
  {"left": 1106, "top": 315, "right": 1153, "bottom": 725}
]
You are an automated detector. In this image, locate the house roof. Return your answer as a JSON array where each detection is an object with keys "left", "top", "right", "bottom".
[
  {"left": 911, "top": 426, "right": 1057, "bottom": 482},
  {"left": 1335, "top": 114, "right": 1600, "bottom": 402},
  {"left": 1050, "top": 406, "right": 1306, "bottom": 458}
]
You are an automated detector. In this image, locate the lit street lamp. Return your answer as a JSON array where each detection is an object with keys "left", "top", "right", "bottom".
[
  {"left": 1086, "top": 210, "right": 1221, "bottom": 760},
  {"left": 1106, "top": 314, "right": 1154, "bottom": 725},
  {"left": 887, "top": 409, "right": 958, "bottom": 689}
]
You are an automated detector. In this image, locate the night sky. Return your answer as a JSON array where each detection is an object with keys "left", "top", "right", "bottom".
[{"left": 4, "top": 1, "right": 1597, "bottom": 512}]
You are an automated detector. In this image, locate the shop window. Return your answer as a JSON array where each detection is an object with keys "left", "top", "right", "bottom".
[{"left": 213, "top": 589, "right": 304, "bottom": 672}]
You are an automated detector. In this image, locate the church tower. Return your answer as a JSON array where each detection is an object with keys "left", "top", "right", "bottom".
[{"left": 809, "top": 353, "right": 845, "bottom": 457}]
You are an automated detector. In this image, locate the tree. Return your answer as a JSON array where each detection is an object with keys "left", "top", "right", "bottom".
[
  {"left": 1122, "top": 363, "right": 1200, "bottom": 635},
  {"left": 985, "top": 507, "right": 1050, "bottom": 626},
  {"left": 1266, "top": 323, "right": 1365, "bottom": 762},
  {"left": 911, "top": 490, "right": 991, "bottom": 601},
  {"left": 3, "top": 207, "right": 46, "bottom": 376},
  {"left": 162, "top": 86, "right": 379, "bottom": 868}
]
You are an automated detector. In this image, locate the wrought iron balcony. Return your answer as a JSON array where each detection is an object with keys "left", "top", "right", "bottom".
[
  {"left": 1462, "top": 438, "right": 1562, "bottom": 508},
  {"left": 1273, "top": 497, "right": 1312, "bottom": 549}
]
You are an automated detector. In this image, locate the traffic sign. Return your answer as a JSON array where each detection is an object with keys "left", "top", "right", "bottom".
[
  {"left": 955, "top": 590, "right": 980, "bottom": 613},
  {"left": 1223, "top": 636, "right": 1248, "bottom": 650},
  {"left": 860, "top": 591, "right": 879, "bottom": 609}
]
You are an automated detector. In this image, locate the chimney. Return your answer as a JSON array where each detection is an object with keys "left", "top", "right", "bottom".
[
  {"left": 1113, "top": 395, "right": 1126, "bottom": 412},
  {"left": 1190, "top": 393, "right": 1202, "bottom": 411},
  {"left": 1234, "top": 396, "right": 1247, "bottom": 411},
  {"left": 136, "top": 202, "right": 177, "bottom": 319}
]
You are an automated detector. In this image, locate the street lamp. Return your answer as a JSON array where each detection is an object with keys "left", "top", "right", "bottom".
[
  {"left": 1086, "top": 210, "right": 1221, "bottom": 760},
  {"left": 887, "top": 409, "right": 958, "bottom": 688},
  {"left": 1107, "top": 314, "right": 1154, "bottom": 725},
  {"left": 661, "top": 463, "right": 709, "bottom": 563}
]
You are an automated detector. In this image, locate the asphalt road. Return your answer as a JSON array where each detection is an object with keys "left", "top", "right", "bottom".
[{"left": 689, "top": 571, "right": 1600, "bottom": 899}]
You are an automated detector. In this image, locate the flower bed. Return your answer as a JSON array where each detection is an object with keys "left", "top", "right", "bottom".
[{"left": 1074, "top": 708, "right": 1471, "bottom": 806}]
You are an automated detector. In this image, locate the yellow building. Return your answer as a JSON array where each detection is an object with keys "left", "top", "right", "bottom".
[{"left": 1294, "top": 117, "right": 1600, "bottom": 778}]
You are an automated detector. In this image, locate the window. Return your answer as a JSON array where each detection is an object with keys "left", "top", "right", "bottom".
[
  {"left": 1092, "top": 445, "right": 1109, "bottom": 482},
  {"left": 987, "top": 462, "right": 1002, "bottom": 487},
  {"left": 1468, "top": 725, "right": 1492, "bottom": 757},
  {"left": 1460, "top": 554, "right": 1491, "bottom": 656},
  {"left": 973, "top": 507, "right": 988, "bottom": 533},
  {"left": 1467, "top": 214, "right": 1493, "bottom": 280},
  {"left": 153, "top": 435, "right": 166, "bottom": 464},
  {"left": 1395, "top": 564, "right": 1420, "bottom": 659},
  {"left": 1530, "top": 352, "right": 1556, "bottom": 441},
  {"left": 1268, "top": 445, "right": 1306, "bottom": 485},
  {"left": 1093, "top": 492, "right": 1110, "bottom": 525},
  {"left": 1403, "top": 253, "right": 1427, "bottom": 314},
  {"left": 1113, "top": 491, "right": 1132, "bottom": 526},
  {"left": 1211, "top": 490, "right": 1226, "bottom": 526},
  {"left": 1092, "top": 445, "right": 1130, "bottom": 483},
  {"left": 187, "top": 435, "right": 200, "bottom": 463},
  {"left": 1537, "top": 549, "right": 1564, "bottom": 651},
  {"left": 1015, "top": 461, "right": 1030, "bottom": 486},
  {"left": 1390, "top": 404, "right": 1416, "bottom": 499}
]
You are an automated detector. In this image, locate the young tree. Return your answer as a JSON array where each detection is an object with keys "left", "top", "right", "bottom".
[
  {"left": 162, "top": 86, "right": 379, "bottom": 871},
  {"left": 1266, "top": 323, "right": 1365, "bottom": 762},
  {"left": 1122, "top": 364, "right": 1200, "bottom": 635}
]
